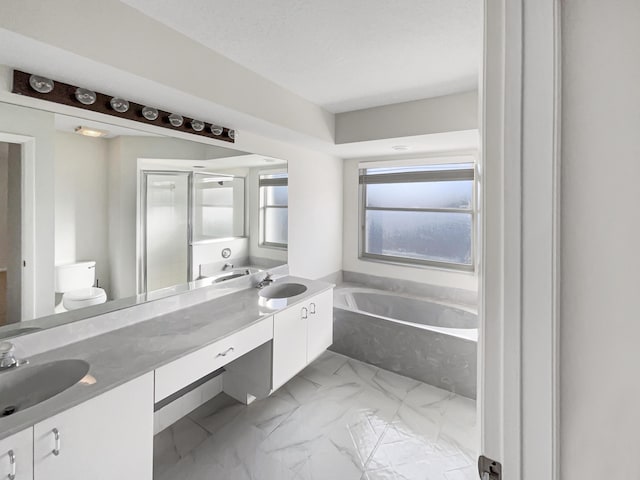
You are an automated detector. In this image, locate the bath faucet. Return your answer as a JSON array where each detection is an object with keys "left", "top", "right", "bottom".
[
  {"left": 0, "top": 342, "right": 28, "bottom": 371},
  {"left": 255, "top": 273, "right": 274, "bottom": 289},
  {"left": 223, "top": 263, "right": 234, "bottom": 271}
]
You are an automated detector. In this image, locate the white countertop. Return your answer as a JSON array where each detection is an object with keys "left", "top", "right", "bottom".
[{"left": 0, "top": 276, "right": 333, "bottom": 441}]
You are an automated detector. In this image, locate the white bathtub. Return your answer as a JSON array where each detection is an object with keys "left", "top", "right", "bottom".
[
  {"left": 332, "top": 286, "right": 478, "bottom": 398},
  {"left": 334, "top": 287, "right": 478, "bottom": 341}
]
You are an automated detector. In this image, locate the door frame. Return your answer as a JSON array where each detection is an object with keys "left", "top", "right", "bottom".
[
  {"left": 480, "top": 1, "right": 561, "bottom": 479},
  {"left": 0, "top": 132, "right": 36, "bottom": 322}
]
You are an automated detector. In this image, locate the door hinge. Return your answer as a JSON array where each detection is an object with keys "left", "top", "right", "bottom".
[{"left": 478, "top": 455, "right": 502, "bottom": 480}]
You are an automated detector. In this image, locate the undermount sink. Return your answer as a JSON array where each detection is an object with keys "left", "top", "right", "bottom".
[
  {"left": 259, "top": 282, "right": 307, "bottom": 299},
  {"left": 0, "top": 327, "right": 41, "bottom": 341},
  {"left": 0, "top": 359, "right": 90, "bottom": 418}
]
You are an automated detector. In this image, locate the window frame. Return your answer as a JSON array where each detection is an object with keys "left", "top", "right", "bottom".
[
  {"left": 358, "top": 163, "right": 476, "bottom": 272},
  {"left": 258, "top": 172, "right": 288, "bottom": 250}
]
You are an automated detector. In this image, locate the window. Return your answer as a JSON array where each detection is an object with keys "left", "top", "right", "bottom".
[
  {"left": 259, "top": 172, "right": 288, "bottom": 248},
  {"left": 193, "top": 173, "right": 245, "bottom": 241},
  {"left": 359, "top": 163, "right": 475, "bottom": 270}
]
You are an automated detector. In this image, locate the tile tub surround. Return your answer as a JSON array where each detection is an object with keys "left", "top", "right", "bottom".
[
  {"left": 342, "top": 271, "right": 477, "bottom": 309},
  {"left": 154, "top": 351, "right": 477, "bottom": 480},
  {"left": 0, "top": 275, "right": 332, "bottom": 442},
  {"left": 331, "top": 291, "right": 477, "bottom": 399}
]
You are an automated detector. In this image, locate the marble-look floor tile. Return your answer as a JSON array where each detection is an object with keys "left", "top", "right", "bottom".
[
  {"left": 443, "top": 466, "right": 477, "bottom": 480},
  {"left": 309, "top": 349, "right": 350, "bottom": 375},
  {"left": 188, "top": 392, "right": 245, "bottom": 433},
  {"left": 273, "top": 374, "right": 324, "bottom": 405},
  {"left": 153, "top": 350, "right": 477, "bottom": 480},
  {"left": 153, "top": 416, "right": 210, "bottom": 478},
  {"left": 404, "top": 382, "right": 454, "bottom": 413},
  {"left": 336, "top": 358, "right": 380, "bottom": 384},
  {"left": 370, "top": 368, "right": 421, "bottom": 402},
  {"left": 362, "top": 467, "right": 399, "bottom": 480}
]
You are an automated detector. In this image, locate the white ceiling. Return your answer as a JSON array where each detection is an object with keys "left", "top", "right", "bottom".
[{"left": 119, "top": 0, "right": 481, "bottom": 113}]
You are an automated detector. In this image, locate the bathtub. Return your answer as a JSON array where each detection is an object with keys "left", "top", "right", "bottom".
[{"left": 331, "top": 286, "right": 478, "bottom": 399}]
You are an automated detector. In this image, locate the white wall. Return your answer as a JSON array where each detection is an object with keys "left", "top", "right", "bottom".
[
  {"left": 54, "top": 132, "right": 110, "bottom": 296},
  {"left": 0, "top": 143, "right": 7, "bottom": 270},
  {"left": 287, "top": 150, "right": 343, "bottom": 280},
  {"left": 0, "top": 102, "right": 55, "bottom": 318},
  {"left": 335, "top": 91, "right": 478, "bottom": 144},
  {"left": 561, "top": 2, "right": 640, "bottom": 478},
  {"left": 342, "top": 156, "right": 478, "bottom": 291}
]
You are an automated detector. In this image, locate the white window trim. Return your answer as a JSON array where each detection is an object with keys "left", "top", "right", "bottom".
[
  {"left": 258, "top": 169, "right": 288, "bottom": 250},
  {"left": 357, "top": 160, "right": 477, "bottom": 272}
]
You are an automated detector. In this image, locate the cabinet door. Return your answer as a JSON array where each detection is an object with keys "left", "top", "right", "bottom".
[
  {"left": 272, "top": 305, "right": 308, "bottom": 389},
  {"left": 307, "top": 289, "right": 334, "bottom": 362},
  {"left": 0, "top": 428, "right": 32, "bottom": 480},
  {"left": 34, "top": 373, "right": 153, "bottom": 480}
]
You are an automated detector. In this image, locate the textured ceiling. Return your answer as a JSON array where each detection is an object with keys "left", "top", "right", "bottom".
[{"left": 119, "top": 0, "right": 481, "bottom": 113}]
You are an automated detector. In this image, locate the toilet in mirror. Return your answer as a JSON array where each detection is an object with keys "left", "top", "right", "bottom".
[
  {"left": 0, "top": 102, "right": 288, "bottom": 338},
  {"left": 55, "top": 261, "right": 107, "bottom": 312}
]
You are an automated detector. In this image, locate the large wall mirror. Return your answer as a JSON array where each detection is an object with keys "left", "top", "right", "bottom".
[{"left": 0, "top": 101, "right": 288, "bottom": 338}]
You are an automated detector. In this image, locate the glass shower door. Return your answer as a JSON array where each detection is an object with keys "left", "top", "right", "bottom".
[{"left": 143, "top": 172, "right": 191, "bottom": 293}]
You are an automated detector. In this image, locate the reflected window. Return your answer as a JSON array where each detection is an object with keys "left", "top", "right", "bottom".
[
  {"left": 193, "top": 174, "right": 245, "bottom": 241},
  {"left": 359, "top": 163, "right": 475, "bottom": 270},
  {"left": 259, "top": 172, "right": 288, "bottom": 248}
]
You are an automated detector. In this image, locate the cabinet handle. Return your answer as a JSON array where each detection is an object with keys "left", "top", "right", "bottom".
[
  {"left": 7, "top": 449, "right": 15, "bottom": 480},
  {"left": 52, "top": 428, "right": 60, "bottom": 456},
  {"left": 216, "top": 347, "right": 235, "bottom": 358},
  {"left": 310, "top": 303, "right": 316, "bottom": 315},
  {"left": 301, "top": 307, "right": 308, "bottom": 319}
]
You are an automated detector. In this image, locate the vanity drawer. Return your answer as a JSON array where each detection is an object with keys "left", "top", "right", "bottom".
[{"left": 154, "top": 317, "right": 273, "bottom": 401}]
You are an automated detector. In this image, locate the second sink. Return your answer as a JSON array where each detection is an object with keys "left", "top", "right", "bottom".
[
  {"left": 0, "top": 359, "right": 90, "bottom": 418},
  {"left": 259, "top": 282, "right": 307, "bottom": 299}
]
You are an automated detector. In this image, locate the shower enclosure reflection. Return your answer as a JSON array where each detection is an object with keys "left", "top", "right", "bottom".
[
  {"left": 141, "top": 171, "right": 249, "bottom": 293},
  {"left": 142, "top": 172, "right": 191, "bottom": 293}
]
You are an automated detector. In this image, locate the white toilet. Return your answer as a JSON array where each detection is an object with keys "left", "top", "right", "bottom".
[{"left": 55, "top": 261, "right": 107, "bottom": 311}]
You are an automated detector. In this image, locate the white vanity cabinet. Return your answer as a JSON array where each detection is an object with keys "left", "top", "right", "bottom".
[
  {"left": 0, "top": 428, "right": 32, "bottom": 480},
  {"left": 272, "top": 303, "right": 309, "bottom": 389},
  {"left": 33, "top": 373, "right": 154, "bottom": 480},
  {"left": 272, "top": 288, "right": 334, "bottom": 389},
  {"left": 305, "top": 289, "right": 334, "bottom": 363}
]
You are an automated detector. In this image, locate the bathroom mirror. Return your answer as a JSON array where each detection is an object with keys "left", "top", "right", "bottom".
[{"left": 0, "top": 101, "right": 287, "bottom": 337}]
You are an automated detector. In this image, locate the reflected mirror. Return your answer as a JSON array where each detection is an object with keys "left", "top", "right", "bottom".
[{"left": 0, "top": 102, "right": 287, "bottom": 337}]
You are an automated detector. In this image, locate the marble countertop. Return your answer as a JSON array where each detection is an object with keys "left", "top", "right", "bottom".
[{"left": 0, "top": 276, "right": 333, "bottom": 441}]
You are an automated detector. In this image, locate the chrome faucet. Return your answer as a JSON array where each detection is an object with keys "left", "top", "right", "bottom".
[
  {"left": 255, "top": 273, "right": 274, "bottom": 289},
  {"left": 223, "top": 263, "right": 234, "bottom": 271},
  {"left": 0, "top": 342, "right": 27, "bottom": 371}
]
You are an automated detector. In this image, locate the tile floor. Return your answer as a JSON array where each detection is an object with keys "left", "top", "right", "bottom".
[{"left": 154, "top": 351, "right": 477, "bottom": 480}]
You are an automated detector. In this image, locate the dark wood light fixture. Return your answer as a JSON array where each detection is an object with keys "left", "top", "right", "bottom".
[{"left": 11, "top": 70, "right": 235, "bottom": 143}]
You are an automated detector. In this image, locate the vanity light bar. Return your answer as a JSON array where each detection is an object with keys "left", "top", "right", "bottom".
[{"left": 11, "top": 70, "right": 235, "bottom": 143}]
